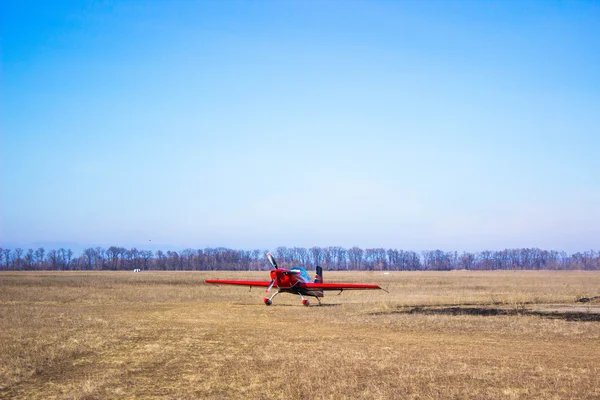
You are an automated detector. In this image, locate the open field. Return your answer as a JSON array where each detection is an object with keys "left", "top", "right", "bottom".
[{"left": 1, "top": 271, "right": 599, "bottom": 399}]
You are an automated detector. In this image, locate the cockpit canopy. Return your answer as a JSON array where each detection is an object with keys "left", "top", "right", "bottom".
[{"left": 290, "top": 266, "right": 312, "bottom": 282}]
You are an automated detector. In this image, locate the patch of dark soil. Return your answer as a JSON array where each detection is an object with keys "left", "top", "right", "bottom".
[
  {"left": 577, "top": 296, "right": 600, "bottom": 303},
  {"left": 408, "top": 306, "right": 514, "bottom": 317},
  {"left": 527, "top": 311, "right": 600, "bottom": 322},
  {"left": 375, "top": 306, "right": 600, "bottom": 322}
]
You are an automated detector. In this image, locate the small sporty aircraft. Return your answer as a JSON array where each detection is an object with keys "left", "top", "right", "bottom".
[{"left": 205, "top": 253, "right": 384, "bottom": 306}]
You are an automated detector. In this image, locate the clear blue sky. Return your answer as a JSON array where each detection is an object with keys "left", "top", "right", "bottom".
[{"left": 1, "top": 0, "right": 599, "bottom": 253}]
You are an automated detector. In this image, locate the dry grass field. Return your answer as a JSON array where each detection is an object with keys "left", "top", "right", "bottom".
[{"left": 1, "top": 270, "right": 599, "bottom": 399}]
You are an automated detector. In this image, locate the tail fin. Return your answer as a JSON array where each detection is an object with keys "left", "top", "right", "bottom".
[{"left": 314, "top": 266, "right": 323, "bottom": 283}]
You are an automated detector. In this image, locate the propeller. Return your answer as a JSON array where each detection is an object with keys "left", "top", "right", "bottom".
[
  {"left": 266, "top": 253, "right": 278, "bottom": 292},
  {"left": 267, "top": 252, "right": 278, "bottom": 268},
  {"left": 266, "top": 278, "right": 275, "bottom": 293}
]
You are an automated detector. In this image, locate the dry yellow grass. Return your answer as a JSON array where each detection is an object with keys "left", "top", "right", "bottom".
[{"left": 1, "top": 271, "right": 599, "bottom": 399}]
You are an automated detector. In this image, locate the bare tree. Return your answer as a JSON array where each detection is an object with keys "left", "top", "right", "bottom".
[
  {"left": 140, "top": 250, "right": 153, "bottom": 270},
  {"left": 348, "top": 247, "right": 364, "bottom": 270},
  {"left": 24, "top": 249, "right": 35, "bottom": 270},
  {"left": 106, "top": 246, "right": 124, "bottom": 270},
  {"left": 83, "top": 248, "right": 94, "bottom": 270},
  {"left": 13, "top": 248, "right": 23, "bottom": 270},
  {"left": 47, "top": 249, "right": 59, "bottom": 270},
  {"left": 1, "top": 248, "right": 10, "bottom": 270},
  {"left": 310, "top": 247, "right": 324, "bottom": 267},
  {"left": 34, "top": 248, "right": 45, "bottom": 269},
  {"left": 181, "top": 249, "right": 195, "bottom": 270},
  {"left": 155, "top": 250, "right": 166, "bottom": 270}
]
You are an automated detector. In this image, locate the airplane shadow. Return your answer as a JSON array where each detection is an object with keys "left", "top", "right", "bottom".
[{"left": 232, "top": 302, "right": 340, "bottom": 308}]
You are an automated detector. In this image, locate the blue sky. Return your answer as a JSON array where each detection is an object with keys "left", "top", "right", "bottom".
[{"left": 1, "top": 0, "right": 599, "bottom": 253}]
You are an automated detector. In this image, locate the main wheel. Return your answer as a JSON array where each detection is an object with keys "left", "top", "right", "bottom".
[
  {"left": 264, "top": 298, "right": 272, "bottom": 306},
  {"left": 302, "top": 299, "right": 310, "bottom": 306}
]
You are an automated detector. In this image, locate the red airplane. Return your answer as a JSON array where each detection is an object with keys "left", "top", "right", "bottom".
[{"left": 205, "top": 252, "right": 384, "bottom": 306}]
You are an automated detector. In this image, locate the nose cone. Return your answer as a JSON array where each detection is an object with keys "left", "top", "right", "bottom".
[{"left": 270, "top": 270, "right": 277, "bottom": 280}]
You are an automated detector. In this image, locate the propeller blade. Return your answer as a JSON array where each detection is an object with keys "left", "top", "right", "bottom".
[
  {"left": 266, "top": 278, "right": 275, "bottom": 293},
  {"left": 267, "top": 252, "right": 278, "bottom": 268}
]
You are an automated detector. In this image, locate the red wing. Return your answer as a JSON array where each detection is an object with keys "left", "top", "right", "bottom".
[
  {"left": 300, "top": 282, "right": 382, "bottom": 290},
  {"left": 205, "top": 279, "right": 271, "bottom": 287}
]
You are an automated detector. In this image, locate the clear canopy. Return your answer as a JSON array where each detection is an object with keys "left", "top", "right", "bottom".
[{"left": 290, "top": 266, "right": 312, "bottom": 282}]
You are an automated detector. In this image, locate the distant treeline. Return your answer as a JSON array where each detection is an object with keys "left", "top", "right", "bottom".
[{"left": 1, "top": 246, "right": 600, "bottom": 271}]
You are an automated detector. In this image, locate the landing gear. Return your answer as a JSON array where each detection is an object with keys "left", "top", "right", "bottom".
[
  {"left": 300, "top": 294, "right": 310, "bottom": 306},
  {"left": 263, "top": 291, "right": 322, "bottom": 307},
  {"left": 264, "top": 291, "right": 280, "bottom": 306}
]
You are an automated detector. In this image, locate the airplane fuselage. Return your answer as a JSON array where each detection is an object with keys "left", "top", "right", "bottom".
[{"left": 270, "top": 267, "right": 324, "bottom": 298}]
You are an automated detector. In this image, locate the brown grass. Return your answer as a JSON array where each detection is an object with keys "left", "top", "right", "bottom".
[{"left": 1, "top": 271, "right": 599, "bottom": 399}]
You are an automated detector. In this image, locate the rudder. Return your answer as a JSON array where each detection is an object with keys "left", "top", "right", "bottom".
[{"left": 314, "top": 266, "right": 323, "bottom": 283}]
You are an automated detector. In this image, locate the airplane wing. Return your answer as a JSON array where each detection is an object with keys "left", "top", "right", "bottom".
[
  {"left": 300, "top": 282, "right": 382, "bottom": 290},
  {"left": 204, "top": 279, "right": 271, "bottom": 287}
]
